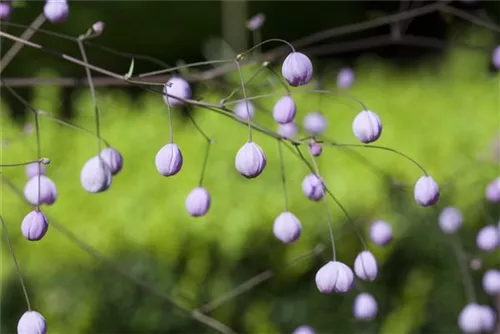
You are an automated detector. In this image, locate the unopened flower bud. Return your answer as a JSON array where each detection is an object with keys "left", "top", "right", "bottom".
[
  {"left": 155, "top": 143, "right": 183, "bottom": 177},
  {"left": 234, "top": 100, "right": 255, "bottom": 120},
  {"left": 301, "top": 173, "right": 325, "bottom": 201},
  {"left": 414, "top": 175, "right": 439, "bottom": 206},
  {"left": 163, "top": 76, "right": 191, "bottom": 107},
  {"left": 282, "top": 52, "right": 313, "bottom": 87},
  {"left": 482, "top": 269, "right": 500, "bottom": 295},
  {"left": 315, "top": 261, "right": 354, "bottom": 293},
  {"left": 17, "top": 310, "right": 47, "bottom": 334},
  {"left": 292, "top": 325, "right": 315, "bottom": 334},
  {"left": 272, "top": 96, "right": 296, "bottom": 124},
  {"left": 308, "top": 142, "right": 322, "bottom": 156},
  {"left": 354, "top": 250, "right": 378, "bottom": 281},
  {"left": 99, "top": 147, "right": 123, "bottom": 176},
  {"left": 246, "top": 13, "right": 265, "bottom": 31},
  {"left": 476, "top": 225, "right": 499, "bottom": 252},
  {"left": 23, "top": 175, "right": 57, "bottom": 205},
  {"left": 438, "top": 207, "right": 463, "bottom": 234},
  {"left": 43, "top": 0, "right": 69, "bottom": 23},
  {"left": 0, "top": 2, "right": 11, "bottom": 20},
  {"left": 370, "top": 220, "right": 392, "bottom": 246},
  {"left": 80, "top": 156, "right": 112, "bottom": 193},
  {"left": 352, "top": 110, "right": 382, "bottom": 143},
  {"left": 353, "top": 293, "right": 378, "bottom": 321},
  {"left": 273, "top": 211, "right": 301, "bottom": 244},
  {"left": 277, "top": 122, "right": 298, "bottom": 139},
  {"left": 337, "top": 67, "right": 355, "bottom": 89},
  {"left": 234, "top": 141, "right": 266, "bottom": 178},
  {"left": 25, "top": 162, "right": 46, "bottom": 179},
  {"left": 92, "top": 21, "right": 104, "bottom": 34},
  {"left": 185, "top": 187, "right": 211, "bottom": 217},
  {"left": 485, "top": 177, "right": 500, "bottom": 202},
  {"left": 303, "top": 112, "right": 326, "bottom": 135},
  {"left": 21, "top": 210, "right": 48, "bottom": 241}
]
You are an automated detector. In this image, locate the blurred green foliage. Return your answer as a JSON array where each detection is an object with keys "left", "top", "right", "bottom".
[{"left": 1, "top": 44, "right": 499, "bottom": 334}]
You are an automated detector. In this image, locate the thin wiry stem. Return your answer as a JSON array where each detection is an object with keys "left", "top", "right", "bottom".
[
  {"left": 196, "top": 244, "right": 324, "bottom": 314},
  {"left": 221, "top": 62, "right": 268, "bottom": 104},
  {"left": 238, "top": 38, "right": 295, "bottom": 58},
  {"left": 77, "top": 36, "right": 102, "bottom": 154},
  {"left": 234, "top": 60, "right": 252, "bottom": 141},
  {"left": 139, "top": 59, "right": 232, "bottom": 78},
  {"left": 0, "top": 158, "right": 49, "bottom": 167},
  {"left": 277, "top": 140, "right": 289, "bottom": 211},
  {"left": 450, "top": 234, "right": 477, "bottom": 304},
  {"left": 0, "top": 214, "right": 31, "bottom": 311}
]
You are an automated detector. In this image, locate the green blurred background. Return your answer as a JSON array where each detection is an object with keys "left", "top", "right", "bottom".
[{"left": 1, "top": 1, "right": 500, "bottom": 333}]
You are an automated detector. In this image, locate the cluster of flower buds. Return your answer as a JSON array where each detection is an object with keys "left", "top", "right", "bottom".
[
  {"left": 80, "top": 147, "right": 123, "bottom": 193},
  {"left": 458, "top": 303, "right": 496, "bottom": 333}
]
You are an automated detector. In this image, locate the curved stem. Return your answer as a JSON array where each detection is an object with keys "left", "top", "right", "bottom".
[
  {"left": 238, "top": 38, "right": 295, "bottom": 58},
  {"left": 221, "top": 63, "right": 267, "bottom": 104},
  {"left": 138, "top": 59, "right": 233, "bottom": 78},
  {"left": 0, "top": 214, "right": 31, "bottom": 311},
  {"left": 163, "top": 86, "right": 174, "bottom": 143},
  {"left": 0, "top": 158, "right": 49, "bottom": 167}
]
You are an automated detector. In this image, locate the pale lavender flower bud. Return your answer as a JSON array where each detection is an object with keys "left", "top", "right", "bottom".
[
  {"left": 0, "top": 2, "right": 11, "bottom": 20},
  {"left": 234, "top": 141, "right": 266, "bottom": 178},
  {"left": 25, "top": 162, "right": 46, "bottom": 179},
  {"left": 273, "top": 211, "right": 301, "bottom": 244},
  {"left": 485, "top": 177, "right": 500, "bottom": 202},
  {"left": 282, "top": 52, "right": 313, "bottom": 87},
  {"left": 370, "top": 220, "right": 392, "bottom": 246},
  {"left": 303, "top": 112, "right": 326, "bottom": 135},
  {"left": 337, "top": 67, "right": 355, "bottom": 89},
  {"left": 163, "top": 76, "right": 191, "bottom": 107},
  {"left": 352, "top": 110, "right": 382, "bottom": 143},
  {"left": 479, "top": 305, "right": 496, "bottom": 332},
  {"left": 17, "top": 310, "right": 47, "bottom": 334},
  {"left": 99, "top": 147, "right": 123, "bottom": 176},
  {"left": 354, "top": 250, "right": 378, "bottom": 281},
  {"left": 292, "top": 325, "right": 315, "bottom": 334},
  {"left": 43, "top": 0, "right": 69, "bottom": 24},
  {"left": 438, "top": 207, "right": 463, "bottom": 234},
  {"left": 459, "top": 304, "right": 483, "bottom": 333},
  {"left": 273, "top": 96, "right": 296, "bottom": 124},
  {"left": 476, "top": 225, "right": 499, "bottom": 252},
  {"left": 155, "top": 143, "right": 183, "bottom": 177},
  {"left": 353, "top": 293, "right": 378, "bottom": 321},
  {"left": 277, "top": 122, "right": 298, "bottom": 139},
  {"left": 315, "top": 261, "right": 354, "bottom": 293},
  {"left": 185, "top": 187, "right": 211, "bottom": 217},
  {"left": 23, "top": 175, "right": 57, "bottom": 205},
  {"left": 414, "top": 175, "right": 440, "bottom": 206},
  {"left": 80, "top": 156, "right": 112, "bottom": 193},
  {"left": 21, "top": 210, "right": 48, "bottom": 241},
  {"left": 308, "top": 142, "right": 322, "bottom": 156},
  {"left": 470, "top": 258, "right": 482, "bottom": 271},
  {"left": 246, "top": 13, "right": 265, "bottom": 31},
  {"left": 234, "top": 100, "right": 255, "bottom": 120},
  {"left": 301, "top": 173, "right": 325, "bottom": 201},
  {"left": 482, "top": 269, "right": 500, "bottom": 295},
  {"left": 92, "top": 21, "right": 104, "bottom": 34},
  {"left": 493, "top": 46, "right": 500, "bottom": 69}
]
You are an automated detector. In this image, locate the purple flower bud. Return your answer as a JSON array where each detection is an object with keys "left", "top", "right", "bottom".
[
  {"left": 482, "top": 269, "right": 500, "bottom": 295},
  {"left": 21, "top": 210, "right": 48, "bottom": 241},
  {"left": 23, "top": 175, "right": 57, "bottom": 205},
  {"left": 43, "top": 0, "right": 69, "bottom": 24},
  {"left": 370, "top": 220, "right": 392, "bottom": 246},
  {"left": 459, "top": 304, "right": 497, "bottom": 333},
  {"left": 438, "top": 207, "right": 463, "bottom": 234},
  {"left": 273, "top": 211, "right": 301, "bottom": 244},
  {"left": 0, "top": 2, "right": 11, "bottom": 20},
  {"left": 272, "top": 96, "right": 296, "bottom": 124},
  {"left": 246, "top": 13, "right": 265, "bottom": 31},
  {"left": 17, "top": 310, "right": 47, "bottom": 334},
  {"left": 155, "top": 143, "right": 183, "bottom": 177},
  {"left": 479, "top": 305, "right": 496, "bottom": 331},
  {"left": 92, "top": 21, "right": 104, "bottom": 34},
  {"left": 163, "top": 76, "right": 191, "bottom": 107},
  {"left": 354, "top": 250, "right": 378, "bottom": 281},
  {"left": 99, "top": 147, "right": 123, "bottom": 176},
  {"left": 234, "top": 100, "right": 255, "bottom": 120},
  {"left": 277, "top": 122, "right": 298, "bottom": 139},
  {"left": 493, "top": 46, "right": 500, "bottom": 69},
  {"left": 301, "top": 173, "right": 325, "bottom": 201},
  {"left": 308, "top": 142, "right": 322, "bottom": 157},
  {"left": 185, "top": 187, "right": 211, "bottom": 217},
  {"left": 80, "top": 156, "right": 112, "bottom": 193},
  {"left": 235, "top": 141, "right": 266, "bottom": 178},
  {"left": 337, "top": 67, "right": 355, "bottom": 89},
  {"left": 476, "top": 225, "right": 499, "bottom": 252},
  {"left": 352, "top": 110, "right": 382, "bottom": 143},
  {"left": 292, "top": 325, "right": 315, "bottom": 334},
  {"left": 303, "top": 112, "right": 326, "bottom": 135},
  {"left": 414, "top": 175, "right": 440, "bottom": 206},
  {"left": 485, "top": 177, "right": 500, "bottom": 202},
  {"left": 282, "top": 52, "right": 313, "bottom": 87},
  {"left": 25, "top": 162, "right": 46, "bottom": 179},
  {"left": 353, "top": 293, "right": 378, "bottom": 321},
  {"left": 315, "top": 261, "right": 354, "bottom": 293}
]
